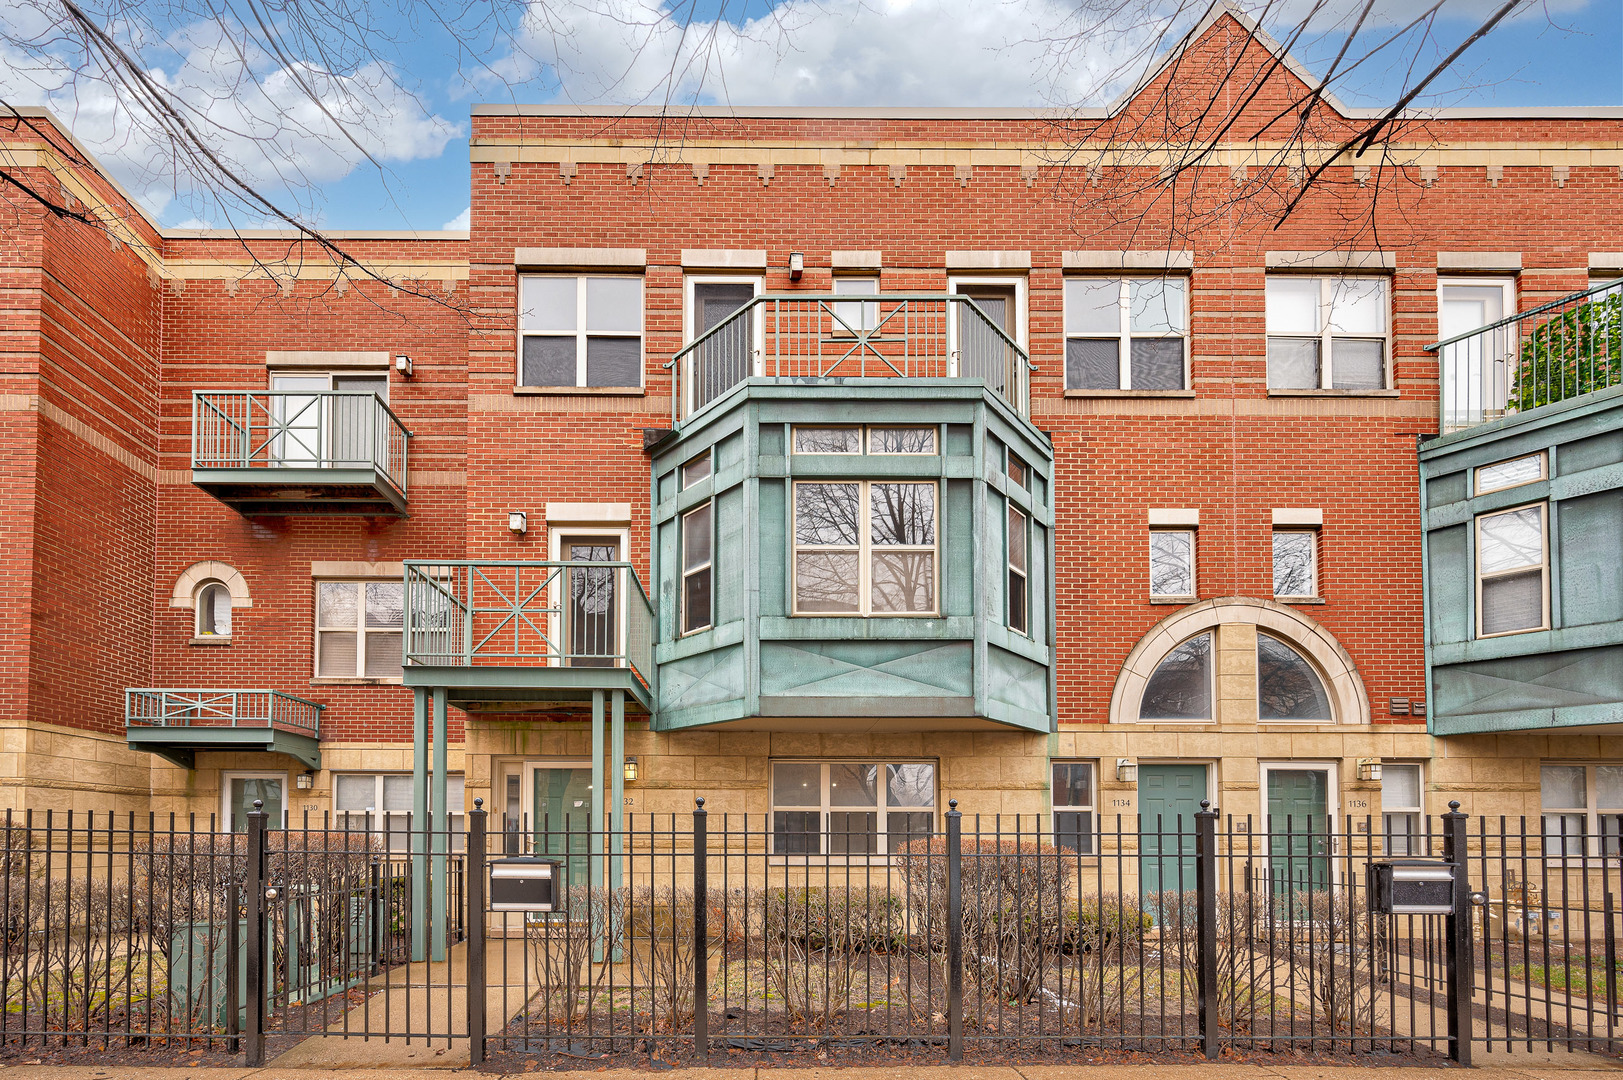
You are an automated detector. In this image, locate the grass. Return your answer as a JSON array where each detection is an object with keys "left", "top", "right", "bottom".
[{"left": 1505, "top": 960, "right": 1621, "bottom": 997}]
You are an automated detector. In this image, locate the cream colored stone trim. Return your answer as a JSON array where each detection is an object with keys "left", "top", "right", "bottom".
[
  {"left": 0, "top": 145, "right": 164, "bottom": 274},
  {"left": 946, "top": 250, "right": 1030, "bottom": 270},
  {"left": 1109, "top": 597, "right": 1370, "bottom": 727},
  {"left": 0, "top": 394, "right": 158, "bottom": 482},
  {"left": 1589, "top": 253, "right": 1623, "bottom": 276},
  {"left": 832, "top": 251, "right": 883, "bottom": 270},
  {"left": 1148, "top": 508, "right": 1200, "bottom": 526},
  {"left": 310, "top": 561, "right": 405, "bottom": 578},
  {"left": 547, "top": 502, "right": 631, "bottom": 524},
  {"left": 514, "top": 247, "right": 646, "bottom": 269},
  {"left": 165, "top": 260, "right": 468, "bottom": 283},
  {"left": 681, "top": 249, "right": 768, "bottom": 269},
  {"left": 1266, "top": 250, "right": 1396, "bottom": 272},
  {"left": 1437, "top": 252, "right": 1522, "bottom": 271},
  {"left": 1272, "top": 508, "right": 1323, "bottom": 526},
  {"left": 1064, "top": 250, "right": 1194, "bottom": 271},
  {"left": 171, "top": 561, "right": 252, "bottom": 609},
  {"left": 265, "top": 351, "right": 390, "bottom": 368}
]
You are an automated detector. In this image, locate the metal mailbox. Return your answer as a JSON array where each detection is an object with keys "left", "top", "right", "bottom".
[
  {"left": 489, "top": 856, "right": 561, "bottom": 912},
  {"left": 1368, "top": 859, "right": 1458, "bottom": 915}
]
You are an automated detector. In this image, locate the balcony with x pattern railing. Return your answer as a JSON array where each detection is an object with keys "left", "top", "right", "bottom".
[{"left": 124, "top": 688, "right": 324, "bottom": 770}]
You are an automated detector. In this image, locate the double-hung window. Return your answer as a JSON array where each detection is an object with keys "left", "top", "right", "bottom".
[
  {"left": 1272, "top": 530, "right": 1318, "bottom": 599},
  {"left": 794, "top": 481, "right": 937, "bottom": 615},
  {"left": 519, "top": 275, "right": 643, "bottom": 388},
  {"left": 335, "top": 773, "right": 464, "bottom": 851},
  {"left": 1149, "top": 529, "right": 1196, "bottom": 599},
  {"left": 1007, "top": 503, "right": 1029, "bottom": 635},
  {"left": 770, "top": 761, "right": 935, "bottom": 856},
  {"left": 1266, "top": 276, "right": 1388, "bottom": 390},
  {"left": 1064, "top": 276, "right": 1189, "bottom": 390},
  {"left": 681, "top": 452, "right": 714, "bottom": 635},
  {"left": 832, "top": 276, "right": 879, "bottom": 333},
  {"left": 1052, "top": 762, "right": 1095, "bottom": 854},
  {"left": 1476, "top": 503, "right": 1548, "bottom": 636},
  {"left": 1381, "top": 763, "right": 1423, "bottom": 855},
  {"left": 1541, "top": 764, "right": 1623, "bottom": 857},
  {"left": 316, "top": 580, "right": 403, "bottom": 678}
]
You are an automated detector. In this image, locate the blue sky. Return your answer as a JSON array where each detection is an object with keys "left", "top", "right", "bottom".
[{"left": 8, "top": 0, "right": 1621, "bottom": 231}]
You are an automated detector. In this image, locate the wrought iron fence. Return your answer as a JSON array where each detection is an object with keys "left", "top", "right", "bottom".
[
  {"left": 1430, "top": 279, "right": 1623, "bottom": 433},
  {"left": 191, "top": 390, "right": 410, "bottom": 494},
  {"left": 124, "top": 689, "right": 324, "bottom": 737},
  {"left": 666, "top": 294, "right": 1034, "bottom": 423}
]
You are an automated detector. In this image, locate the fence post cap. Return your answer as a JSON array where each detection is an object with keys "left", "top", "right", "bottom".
[
  {"left": 695, "top": 797, "right": 705, "bottom": 809},
  {"left": 251, "top": 800, "right": 263, "bottom": 812},
  {"left": 473, "top": 797, "right": 484, "bottom": 811},
  {"left": 948, "top": 798, "right": 958, "bottom": 811},
  {"left": 1447, "top": 800, "right": 1462, "bottom": 813}
]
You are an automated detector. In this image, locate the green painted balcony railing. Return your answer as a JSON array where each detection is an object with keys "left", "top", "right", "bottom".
[
  {"left": 1429, "top": 279, "right": 1623, "bottom": 433},
  {"left": 192, "top": 390, "right": 411, "bottom": 499},
  {"left": 402, "top": 561, "right": 656, "bottom": 692},
  {"left": 666, "top": 293, "right": 1034, "bottom": 423},
  {"left": 125, "top": 689, "right": 324, "bottom": 736}
]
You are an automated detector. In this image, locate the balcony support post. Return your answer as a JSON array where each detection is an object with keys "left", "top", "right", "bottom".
[
  {"left": 430, "top": 685, "right": 449, "bottom": 964},
  {"left": 590, "top": 689, "right": 606, "bottom": 964},
  {"left": 410, "top": 686, "right": 428, "bottom": 963},
  {"left": 610, "top": 689, "right": 625, "bottom": 892}
]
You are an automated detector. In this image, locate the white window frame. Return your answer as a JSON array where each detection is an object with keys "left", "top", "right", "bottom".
[
  {"left": 769, "top": 759, "right": 937, "bottom": 859},
  {"left": 831, "top": 274, "right": 880, "bottom": 333},
  {"left": 947, "top": 274, "right": 1029, "bottom": 372},
  {"left": 683, "top": 274, "right": 764, "bottom": 415},
  {"left": 1063, "top": 275, "right": 1191, "bottom": 390},
  {"left": 195, "top": 580, "right": 232, "bottom": 638},
  {"left": 222, "top": 771, "right": 288, "bottom": 831},
  {"left": 1272, "top": 529, "right": 1319, "bottom": 600},
  {"left": 336, "top": 772, "right": 465, "bottom": 852},
  {"left": 1265, "top": 274, "right": 1390, "bottom": 391},
  {"left": 313, "top": 579, "right": 404, "bottom": 681},
  {"left": 1475, "top": 451, "right": 1546, "bottom": 495},
  {"left": 1474, "top": 501, "right": 1550, "bottom": 638},
  {"left": 1149, "top": 528, "right": 1197, "bottom": 599},
  {"left": 1007, "top": 501, "right": 1029, "bottom": 635},
  {"left": 680, "top": 451, "right": 712, "bottom": 489},
  {"left": 517, "top": 274, "right": 645, "bottom": 390},
  {"left": 546, "top": 526, "right": 631, "bottom": 667},
  {"left": 681, "top": 501, "right": 713, "bottom": 636},
  {"left": 1540, "top": 763, "right": 1623, "bottom": 859},
  {"left": 1051, "top": 760, "right": 1096, "bottom": 854},
  {"left": 1380, "top": 762, "right": 1424, "bottom": 856},
  {"left": 791, "top": 480, "right": 940, "bottom": 617}
]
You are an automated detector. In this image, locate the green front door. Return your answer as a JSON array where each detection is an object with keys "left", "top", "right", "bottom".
[
  {"left": 1139, "top": 764, "right": 1207, "bottom": 900},
  {"left": 532, "top": 767, "right": 593, "bottom": 891},
  {"left": 1267, "top": 769, "right": 1331, "bottom": 902},
  {"left": 227, "top": 775, "right": 283, "bottom": 831}
]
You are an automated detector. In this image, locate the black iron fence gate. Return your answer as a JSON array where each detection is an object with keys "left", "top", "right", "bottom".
[{"left": 0, "top": 800, "right": 1616, "bottom": 1064}]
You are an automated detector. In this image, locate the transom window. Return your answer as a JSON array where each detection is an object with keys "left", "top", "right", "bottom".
[
  {"left": 195, "top": 581, "right": 232, "bottom": 637},
  {"left": 336, "top": 773, "right": 464, "bottom": 852},
  {"left": 1064, "top": 276, "right": 1189, "bottom": 390},
  {"left": 1149, "top": 529, "right": 1195, "bottom": 598},
  {"left": 1541, "top": 764, "right": 1623, "bottom": 857},
  {"left": 793, "top": 481, "right": 937, "bottom": 615},
  {"left": 316, "top": 581, "right": 403, "bottom": 678},
  {"left": 681, "top": 451, "right": 712, "bottom": 488},
  {"left": 1476, "top": 503, "right": 1548, "bottom": 637},
  {"left": 770, "top": 761, "right": 935, "bottom": 856},
  {"left": 1139, "top": 632, "right": 1212, "bottom": 721},
  {"left": 1272, "top": 530, "right": 1319, "bottom": 599},
  {"left": 1476, "top": 452, "right": 1545, "bottom": 495},
  {"left": 1052, "top": 762, "right": 1095, "bottom": 854},
  {"left": 519, "top": 275, "right": 643, "bottom": 388},
  {"left": 1381, "top": 763, "right": 1423, "bottom": 855},
  {"left": 792, "top": 425, "right": 937, "bottom": 455},
  {"left": 1266, "top": 275, "right": 1388, "bottom": 390},
  {"left": 1256, "top": 633, "right": 1332, "bottom": 721}
]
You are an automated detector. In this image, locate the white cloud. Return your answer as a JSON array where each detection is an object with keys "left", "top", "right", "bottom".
[{"left": 441, "top": 205, "right": 471, "bottom": 230}]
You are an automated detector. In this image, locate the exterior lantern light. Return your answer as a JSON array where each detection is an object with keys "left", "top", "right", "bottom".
[
  {"left": 507, "top": 511, "right": 527, "bottom": 535},
  {"left": 296, "top": 771, "right": 314, "bottom": 790},
  {"left": 1357, "top": 758, "right": 1383, "bottom": 783},
  {"left": 1116, "top": 758, "right": 1138, "bottom": 785},
  {"left": 624, "top": 757, "right": 639, "bottom": 782},
  {"left": 788, "top": 251, "right": 804, "bottom": 281}
]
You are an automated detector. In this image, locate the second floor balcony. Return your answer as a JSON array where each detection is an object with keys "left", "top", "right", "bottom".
[
  {"left": 401, "top": 561, "right": 655, "bottom": 713},
  {"left": 125, "top": 688, "right": 323, "bottom": 769},
  {"left": 1431, "top": 279, "right": 1622, "bottom": 434},
  {"left": 668, "top": 293, "right": 1033, "bottom": 423},
  {"left": 191, "top": 390, "right": 411, "bottom": 516}
]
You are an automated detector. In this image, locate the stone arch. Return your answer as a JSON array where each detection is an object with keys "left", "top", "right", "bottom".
[
  {"left": 170, "top": 560, "right": 252, "bottom": 609},
  {"left": 1108, "top": 596, "right": 1369, "bottom": 726}
]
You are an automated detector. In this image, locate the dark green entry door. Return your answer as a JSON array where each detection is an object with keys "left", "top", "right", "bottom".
[
  {"left": 532, "top": 767, "right": 593, "bottom": 890},
  {"left": 1139, "top": 764, "right": 1207, "bottom": 899},
  {"left": 1267, "top": 768, "right": 1331, "bottom": 901}
]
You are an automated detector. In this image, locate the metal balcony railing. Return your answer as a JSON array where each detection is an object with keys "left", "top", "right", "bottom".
[
  {"left": 192, "top": 390, "right": 411, "bottom": 494},
  {"left": 125, "top": 688, "right": 324, "bottom": 737},
  {"left": 1429, "top": 279, "right": 1623, "bottom": 433},
  {"left": 402, "top": 562, "right": 655, "bottom": 689},
  {"left": 666, "top": 293, "right": 1034, "bottom": 423}
]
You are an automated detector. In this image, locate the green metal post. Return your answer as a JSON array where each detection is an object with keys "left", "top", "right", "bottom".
[
  {"left": 610, "top": 689, "right": 625, "bottom": 890},
  {"left": 590, "top": 690, "right": 604, "bottom": 894},
  {"left": 410, "top": 687, "right": 428, "bottom": 962},
  {"left": 431, "top": 685, "right": 449, "bottom": 963}
]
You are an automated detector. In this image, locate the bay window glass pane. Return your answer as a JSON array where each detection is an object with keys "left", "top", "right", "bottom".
[
  {"left": 1008, "top": 507, "right": 1028, "bottom": 574},
  {"left": 795, "top": 552, "right": 860, "bottom": 612},
  {"left": 870, "top": 483, "right": 935, "bottom": 545},
  {"left": 318, "top": 631, "right": 358, "bottom": 676},
  {"left": 795, "top": 484, "right": 860, "bottom": 545},
  {"left": 1330, "top": 338, "right": 1384, "bottom": 389},
  {"left": 1055, "top": 810, "right": 1094, "bottom": 854},
  {"left": 1481, "top": 571, "right": 1544, "bottom": 635},
  {"left": 773, "top": 763, "right": 822, "bottom": 806},
  {"left": 383, "top": 775, "right": 414, "bottom": 812},
  {"left": 869, "top": 427, "right": 936, "bottom": 454},
  {"left": 1382, "top": 764, "right": 1421, "bottom": 811},
  {"left": 829, "top": 811, "right": 878, "bottom": 854},
  {"left": 519, "top": 277, "right": 575, "bottom": 332},
  {"left": 1129, "top": 338, "right": 1184, "bottom": 389},
  {"left": 365, "top": 631, "right": 403, "bottom": 677},
  {"left": 1140, "top": 633, "right": 1212, "bottom": 720},
  {"left": 584, "top": 277, "right": 641, "bottom": 333},
  {"left": 681, "top": 453, "right": 711, "bottom": 487},
  {"left": 1149, "top": 530, "right": 1194, "bottom": 596},
  {"left": 521, "top": 335, "right": 576, "bottom": 387},
  {"left": 774, "top": 811, "right": 820, "bottom": 854},
  {"left": 1597, "top": 765, "right": 1623, "bottom": 808},
  {"left": 366, "top": 582, "right": 404, "bottom": 627},
  {"left": 830, "top": 763, "right": 879, "bottom": 806},
  {"left": 683, "top": 504, "right": 712, "bottom": 570},
  {"left": 1256, "top": 633, "right": 1332, "bottom": 720},
  {"left": 335, "top": 775, "right": 373, "bottom": 813},
  {"left": 1480, "top": 506, "right": 1544, "bottom": 572},
  {"left": 1267, "top": 337, "right": 1320, "bottom": 388},
  {"left": 1008, "top": 569, "right": 1028, "bottom": 633},
  {"left": 1266, "top": 277, "right": 1320, "bottom": 334},
  {"left": 1541, "top": 765, "right": 1587, "bottom": 809},
  {"left": 1328, "top": 277, "right": 1386, "bottom": 334},
  {"left": 319, "top": 582, "right": 358, "bottom": 627},
  {"left": 1477, "top": 454, "right": 1543, "bottom": 493},
  {"left": 683, "top": 568, "right": 712, "bottom": 633},
  {"left": 1064, "top": 277, "right": 1122, "bottom": 335},
  {"left": 887, "top": 763, "right": 935, "bottom": 806},
  {"left": 793, "top": 427, "right": 862, "bottom": 453},
  {"left": 1129, "top": 277, "right": 1186, "bottom": 334},
  {"left": 586, "top": 337, "right": 641, "bottom": 387},
  {"left": 1052, "top": 763, "right": 1093, "bottom": 808},
  {"left": 1066, "top": 338, "right": 1120, "bottom": 389},
  {"left": 871, "top": 551, "right": 935, "bottom": 613}
]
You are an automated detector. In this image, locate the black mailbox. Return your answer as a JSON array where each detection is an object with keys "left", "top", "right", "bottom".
[
  {"left": 489, "top": 857, "right": 561, "bottom": 912},
  {"left": 1368, "top": 859, "right": 1457, "bottom": 915}
]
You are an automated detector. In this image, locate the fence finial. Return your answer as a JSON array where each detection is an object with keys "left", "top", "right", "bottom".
[
  {"left": 252, "top": 800, "right": 263, "bottom": 811},
  {"left": 948, "top": 798, "right": 958, "bottom": 811},
  {"left": 1448, "top": 800, "right": 1461, "bottom": 812},
  {"left": 473, "top": 797, "right": 483, "bottom": 810},
  {"left": 696, "top": 796, "right": 705, "bottom": 809}
]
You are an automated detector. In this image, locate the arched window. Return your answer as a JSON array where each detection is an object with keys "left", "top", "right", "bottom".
[
  {"left": 1139, "top": 632, "right": 1212, "bottom": 721},
  {"left": 1257, "top": 633, "right": 1331, "bottom": 721},
  {"left": 196, "top": 581, "right": 232, "bottom": 637}
]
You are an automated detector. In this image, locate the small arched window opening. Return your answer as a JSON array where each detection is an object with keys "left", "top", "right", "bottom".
[
  {"left": 1139, "top": 632, "right": 1212, "bottom": 721},
  {"left": 196, "top": 581, "right": 233, "bottom": 637},
  {"left": 1257, "top": 633, "right": 1331, "bottom": 721}
]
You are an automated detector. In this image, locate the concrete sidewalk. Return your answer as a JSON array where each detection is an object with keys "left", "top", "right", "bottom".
[{"left": 1, "top": 1058, "right": 1622, "bottom": 1080}]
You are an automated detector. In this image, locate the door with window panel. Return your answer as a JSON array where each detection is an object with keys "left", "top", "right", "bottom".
[
  {"left": 691, "top": 282, "right": 756, "bottom": 410},
  {"left": 770, "top": 761, "right": 935, "bottom": 855},
  {"left": 953, "top": 283, "right": 1017, "bottom": 398},
  {"left": 271, "top": 372, "right": 387, "bottom": 467},
  {"left": 563, "top": 538, "right": 619, "bottom": 667}
]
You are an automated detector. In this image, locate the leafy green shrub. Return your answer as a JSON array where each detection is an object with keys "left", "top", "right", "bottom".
[{"left": 1513, "top": 289, "right": 1622, "bottom": 411}]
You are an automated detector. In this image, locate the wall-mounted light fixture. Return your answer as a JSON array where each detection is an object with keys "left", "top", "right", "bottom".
[
  {"left": 296, "top": 771, "right": 315, "bottom": 790},
  {"left": 788, "top": 251, "right": 804, "bottom": 281},
  {"left": 1116, "top": 758, "right": 1138, "bottom": 785},
  {"left": 1357, "top": 758, "right": 1383, "bottom": 783},
  {"left": 624, "top": 757, "right": 639, "bottom": 782},
  {"left": 507, "top": 511, "right": 528, "bottom": 535},
  {"left": 395, "top": 354, "right": 414, "bottom": 377}
]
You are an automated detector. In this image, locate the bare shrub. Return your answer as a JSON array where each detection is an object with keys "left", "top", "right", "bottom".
[
  {"left": 1064, "top": 894, "right": 1152, "bottom": 1026},
  {"left": 525, "top": 886, "right": 627, "bottom": 1026},
  {"left": 626, "top": 885, "right": 698, "bottom": 1029}
]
